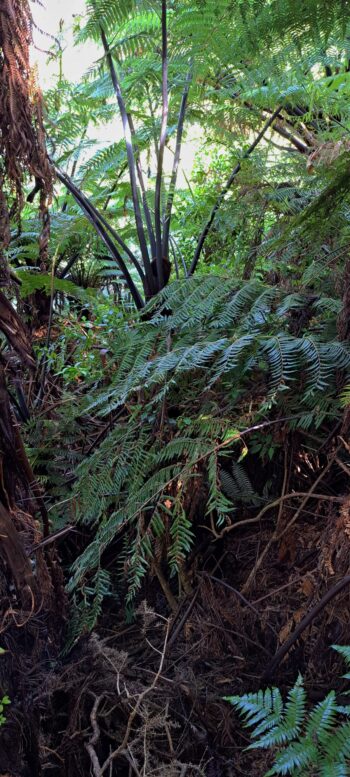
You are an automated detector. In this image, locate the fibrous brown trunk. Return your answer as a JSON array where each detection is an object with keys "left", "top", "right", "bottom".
[{"left": 0, "top": 4, "right": 64, "bottom": 773}]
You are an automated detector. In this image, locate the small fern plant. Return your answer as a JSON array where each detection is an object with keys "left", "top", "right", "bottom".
[
  {"left": 0, "top": 646, "right": 10, "bottom": 726},
  {"left": 227, "top": 646, "right": 350, "bottom": 776},
  {"left": 0, "top": 694, "right": 10, "bottom": 726}
]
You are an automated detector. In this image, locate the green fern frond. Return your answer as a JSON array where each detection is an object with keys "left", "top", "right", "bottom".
[
  {"left": 229, "top": 647, "right": 350, "bottom": 776},
  {"left": 220, "top": 462, "right": 259, "bottom": 506},
  {"left": 46, "top": 277, "right": 349, "bottom": 624},
  {"left": 228, "top": 686, "right": 284, "bottom": 736},
  {"left": 266, "top": 737, "right": 317, "bottom": 775},
  {"left": 78, "top": 0, "right": 137, "bottom": 43},
  {"left": 16, "top": 270, "right": 96, "bottom": 302},
  {"left": 66, "top": 568, "right": 112, "bottom": 645},
  {"left": 340, "top": 386, "right": 350, "bottom": 407},
  {"left": 305, "top": 692, "right": 338, "bottom": 745},
  {"left": 169, "top": 505, "right": 194, "bottom": 574}
]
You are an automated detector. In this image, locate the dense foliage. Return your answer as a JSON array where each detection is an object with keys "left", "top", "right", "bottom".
[
  {"left": 31, "top": 277, "right": 349, "bottom": 637},
  {"left": 2, "top": 0, "right": 350, "bottom": 774}
]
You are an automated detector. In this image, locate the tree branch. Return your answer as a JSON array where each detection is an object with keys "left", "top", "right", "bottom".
[
  {"left": 270, "top": 121, "right": 310, "bottom": 154},
  {"left": 55, "top": 167, "right": 145, "bottom": 278},
  {"left": 262, "top": 573, "right": 350, "bottom": 682},
  {"left": 56, "top": 167, "right": 145, "bottom": 281},
  {"left": 58, "top": 251, "right": 80, "bottom": 280},
  {"left": 244, "top": 102, "right": 312, "bottom": 154}
]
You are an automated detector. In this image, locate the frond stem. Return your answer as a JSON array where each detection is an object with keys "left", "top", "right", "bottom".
[
  {"left": 100, "top": 26, "right": 154, "bottom": 294},
  {"left": 154, "top": 0, "right": 168, "bottom": 288},
  {"left": 162, "top": 66, "right": 192, "bottom": 258},
  {"left": 188, "top": 105, "right": 283, "bottom": 276},
  {"left": 55, "top": 167, "right": 144, "bottom": 310}
]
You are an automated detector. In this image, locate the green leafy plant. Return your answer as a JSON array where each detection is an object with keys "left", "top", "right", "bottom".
[
  {"left": 227, "top": 645, "right": 350, "bottom": 776},
  {"left": 36, "top": 0, "right": 350, "bottom": 313},
  {"left": 340, "top": 385, "right": 350, "bottom": 407},
  {"left": 0, "top": 695, "right": 11, "bottom": 727},
  {"left": 0, "top": 647, "right": 10, "bottom": 726},
  {"left": 36, "top": 276, "right": 350, "bottom": 639}
]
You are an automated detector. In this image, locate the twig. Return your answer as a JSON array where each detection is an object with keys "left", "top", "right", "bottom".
[
  {"left": 335, "top": 456, "right": 350, "bottom": 477},
  {"left": 199, "top": 572, "right": 278, "bottom": 637},
  {"left": 168, "top": 588, "right": 200, "bottom": 647},
  {"left": 275, "top": 447, "right": 341, "bottom": 542},
  {"left": 164, "top": 700, "right": 175, "bottom": 756},
  {"left": 201, "top": 619, "right": 273, "bottom": 657},
  {"left": 99, "top": 621, "right": 170, "bottom": 775},
  {"left": 206, "top": 491, "right": 344, "bottom": 541},
  {"left": 201, "top": 572, "right": 264, "bottom": 619},
  {"left": 251, "top": 575, "right": 305, "bottom": 605},
  {"left": 241, "top": 447, "right": 341, "bottom": 594},
  {"left": 28, "top": 524, "right": 75, "bottom": 555},
  {"left": 126, "top": 746, "right": 141, "bottom": 777},
  {"left": 84, "top": 694, "right": 105, "bottom": 777}
]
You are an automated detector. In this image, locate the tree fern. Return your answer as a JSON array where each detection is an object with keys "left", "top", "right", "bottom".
[
  {"left": 44, "top": 277, "right": 350, "bottom": 627},
  {"left": 77, "top": 0, "right": 139, "bottom": 44}
]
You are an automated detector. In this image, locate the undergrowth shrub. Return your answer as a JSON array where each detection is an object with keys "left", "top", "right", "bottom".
[
  {"left": 227, "top": 645, "right": 350, "bottom": 777},
  {"left": 29, "top": 277, "right": 350, "bottom": 640}
]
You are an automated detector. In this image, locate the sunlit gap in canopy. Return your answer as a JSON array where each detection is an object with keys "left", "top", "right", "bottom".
[{"left": 29, "top": 0, "right": 201, "bottom": 190}]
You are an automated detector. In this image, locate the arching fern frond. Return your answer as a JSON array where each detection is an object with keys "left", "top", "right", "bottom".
[{"left": 46, "top": 277, "right": 350, "bottom": 627}]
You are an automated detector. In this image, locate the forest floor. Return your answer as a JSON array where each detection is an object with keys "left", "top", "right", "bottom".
[{"left": 2, "top": 432, "right": 350, "bottom": 777}]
